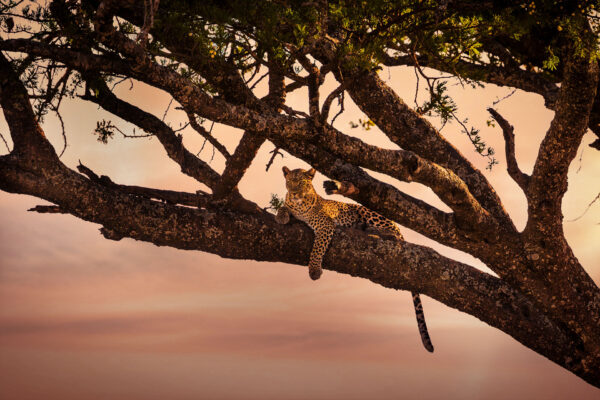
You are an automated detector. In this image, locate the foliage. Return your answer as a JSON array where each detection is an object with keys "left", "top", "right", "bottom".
[
  {"left": 93, "top": 120, "right": 116, "bottom": 144},
  {"left": 269, "top": 193, "right": 285, "bottom": 212}
]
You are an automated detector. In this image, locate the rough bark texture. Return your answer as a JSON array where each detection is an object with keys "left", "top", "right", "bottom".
[{"left": 1, "top": 0, "right": 599, "bottom": 388}]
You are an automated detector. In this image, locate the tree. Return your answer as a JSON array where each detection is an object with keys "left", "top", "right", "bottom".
[{"left": 0, "top": 0, "right": 599, "bottom": 387}]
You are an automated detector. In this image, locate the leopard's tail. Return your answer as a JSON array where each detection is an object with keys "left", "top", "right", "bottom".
[{"left": 411, "top": 292, "right": 434, "bottom": 352}]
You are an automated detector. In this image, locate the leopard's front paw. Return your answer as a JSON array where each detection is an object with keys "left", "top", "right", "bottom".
[
  {"left": 275, "top": 207, "right": 290, "bottom": 224},
  {"left": 323, "top": 180, "right": 341, "bottom": 195},
  {"left": 308, "top": 265, "right": 322, "bottom": 280},
  {"left": 323, "top": 180, "right": 359, "bottom": 196}
]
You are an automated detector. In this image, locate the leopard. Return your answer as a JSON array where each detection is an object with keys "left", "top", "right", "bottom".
[{"left": 275, "top": 166, "right": 434, "bottom": 352}]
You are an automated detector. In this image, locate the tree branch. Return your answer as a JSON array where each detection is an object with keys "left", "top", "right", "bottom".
[
  {"left": 382, "top": 53, "right": 560, "bottom": 109},
  {"left": 496, "top": 41, "right": 600, "bottom": 363},
  {"left": 211, "top": 132, "right": 265, "bottom": 200},
  {"left": 212, "top": 64, "right": 285, "bottom": 201},
  {"left": 80, "top": 74, "right": 221, "bottom": 188},
  {"left": 323, "top": 59, "right": 515, "bottom": 229},
  {"left": 0, "top": 150, "right": 596, "bottom": 384},
  {"left": 487, "top": 108, "right": 530, "bottom": 191},
  {"left": 28, "top": 205, "right": 66, "bottom": 213},
  {"left": 184, "top": 111, "right": 231, "bottom": 159},
  {"left": 528, "top": 52, "right": 599, "bottom": 227},
  {"left": 76, "top": 161, "right": 210, "bottom": 207},
  {"left": 0, "top": 51, "right": 55, "bottom": 160}
]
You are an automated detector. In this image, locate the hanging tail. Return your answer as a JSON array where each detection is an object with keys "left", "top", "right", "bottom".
[{"left": 411, "top": 292, "right": 434, "bottom": 352}]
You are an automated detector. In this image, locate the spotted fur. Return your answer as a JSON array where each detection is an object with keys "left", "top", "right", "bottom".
[{"left": 276, "top": 167, "right": 434, "bottom": 352}]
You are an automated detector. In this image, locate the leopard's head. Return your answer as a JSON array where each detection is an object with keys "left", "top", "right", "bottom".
[{"left": 282, "top": 166, "right": 316, "bottom": 194}]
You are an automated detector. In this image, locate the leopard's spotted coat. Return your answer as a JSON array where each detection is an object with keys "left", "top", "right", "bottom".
[{"left": 275, "top": 167, "right": 434, "bottom": 352}]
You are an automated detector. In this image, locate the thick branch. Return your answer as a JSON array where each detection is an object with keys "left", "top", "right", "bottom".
[
  {"left": 316, "top": 125, "right": 498, "bottom": 235},
  {"left": 517, "top": 47, "right": 600, "bottom": 354},
  {"left": 0, "top": 52, "right": 55, "bottom": 159},
  {"left": 212, "top": 132, "right": 264, "bottom": 200},
  {"left": 528, "top": 53, "right": 599, "bottom": 226},
  {"left": 0, "top": 152, "right": 597, "bottom": 385}
]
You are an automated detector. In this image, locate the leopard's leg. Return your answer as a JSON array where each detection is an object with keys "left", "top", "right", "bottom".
[
  {"left": 356, "top": 206, "right": 404, "bottom": 240},
  {"left": 275, "top": 206, "right": 290, "bottom": 224},
  {"left": 307, "top": 221, "right": 334, "bottom": 280}
]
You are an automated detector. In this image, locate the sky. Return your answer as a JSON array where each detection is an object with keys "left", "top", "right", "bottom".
[{"left": 1, "top": 62, "right": 599, "bottom": 399}]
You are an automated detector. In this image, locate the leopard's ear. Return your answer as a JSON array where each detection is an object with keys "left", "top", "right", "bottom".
[
  {"left": 282, "top": 166, "right": 291, "bottom": 177},
  {"left": 306, "top": 168, "right": 316, "bottom": 179}
]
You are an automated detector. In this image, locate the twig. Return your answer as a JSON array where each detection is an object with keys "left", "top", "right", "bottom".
[
  {"left": 249, "top": 71, "right": 269, "bottom": 90},
  {"left": 567, "top": 192, "right": 600, "bottom": 222},
  {"left": 0, "top": 132, "right": 10, "bottom": 153},
  {"left": 492, "top": 88, "right": 517, "bottom": 106},
  {"left": 186, "top": 113, "right": 230, "bottom": 158},
  {"left": 576, "top": 144, "right": 585, "bottom": 173},
  {"left": 110, "top": 76, "right": 134, "bottom": 91},
  {"left": 280, "top": 104, "right": 310, "bottom": 119},
  {"left": 51, "top": 104, "right": 68, "bottom": 157},
  {"left": 265, "top": 146, "right": 283, "bottom": 171},
  {"left": 110, "top": 122, "right": 154, "bottom": 139},
  {"left": 173, "top": 121, "right": 190, "bottom": 133},
  {"left": 162, "top": 97, "right": 174, "bottom": 121}
]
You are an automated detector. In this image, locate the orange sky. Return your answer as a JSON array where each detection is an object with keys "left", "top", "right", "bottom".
[{"left": 0, "top": 64, "right": 599, "bottom": 399}]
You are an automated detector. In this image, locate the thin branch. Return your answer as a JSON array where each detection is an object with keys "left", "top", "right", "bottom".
[
  {"left": 0, "top": 131, "right": 10, "bottom": 153},
  {"left": 329, "top": 90, "right": 345, "bottom": 127},
  {"left": 51, "top": 104, "right": 68, "bottom": 157},
  {"left": 488, "top": 108, "right": 530, "bottom": 191},
  {"left": 320, "top": 83, "right": 344, "bottom": 123},
  {"left": 297, "top": 54, "right": 321, "bottom": 120},
  {"left": 28, "top": 205, "right": 66, "bottom": 213},
  {"left": 162, "top": 97, "right": 173, "bottom": 121},
  {"left": 185, "top": 111, "right": 231, "bottom": 159},
  {"left": 492, "top": 88, "right": 517, "bottom": 106},
  {"left": 249, "top": 70, "right": 268, "bottom": 90},
  {"left": 107, "top": 121, "right": 154, "bottom": 139},
  {"left": 137, "top": 0, "right": 160, "bottom": 45},
  {"left": 265, "top": 146, "right": 283, "bottom": 171},
  {"left": 77, "top": 161, "right": 210, "bottom": 208},
  {"left": 567, "top": 192, "right": 600, "bottom": 222}
]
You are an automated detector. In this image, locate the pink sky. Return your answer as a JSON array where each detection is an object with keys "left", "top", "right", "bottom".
[{"left": 1, "top": 65, "right": 599, "bottom": 399}]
